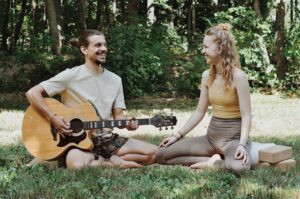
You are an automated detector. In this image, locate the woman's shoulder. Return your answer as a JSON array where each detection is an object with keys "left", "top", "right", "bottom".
[
  {"left": 202, "top": 69, "right": 210, "bottom": 78},
  {"left": 233, "top": 67, "right": 248, "bottom": 81}
]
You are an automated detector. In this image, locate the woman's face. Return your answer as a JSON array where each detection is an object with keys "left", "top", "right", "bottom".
[{"left": 202, "top": 35, "right": 220, "bottom": 66}]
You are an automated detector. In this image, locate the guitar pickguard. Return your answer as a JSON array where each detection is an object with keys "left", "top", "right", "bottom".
[{"left": 57, "top": 132, "right": 87, "bottom": 147}]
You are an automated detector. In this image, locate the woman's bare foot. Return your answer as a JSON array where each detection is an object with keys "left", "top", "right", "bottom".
[{"left": 190, "top": 154, "right": 222, "bottom": 169}]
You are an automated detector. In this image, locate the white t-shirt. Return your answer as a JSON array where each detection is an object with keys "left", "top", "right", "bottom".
[{"left": 41, "top": 64, "right": 126, "bottom": 120}]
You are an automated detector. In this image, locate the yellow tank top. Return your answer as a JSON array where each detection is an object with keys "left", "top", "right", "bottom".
[{"left": 208, "top": 81, "right": 241, "bottom": 118}]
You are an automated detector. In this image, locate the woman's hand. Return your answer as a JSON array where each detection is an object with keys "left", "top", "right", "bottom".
[
  {"left": 234, "top": 145, "right": 249, "bottom": 165},
  {"left": 159, "top": 136, "right": 178, "bottom": 148}
]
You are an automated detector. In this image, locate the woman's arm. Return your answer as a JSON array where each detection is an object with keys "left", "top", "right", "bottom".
[
  {"left": 177, "top": 70, "right": 210, "bottom": 137},
  {"left": 159, "top": 70, "right": 210, "bottom": 147},
  {"left": 234, "top": 69, "right": 252, "bottom": 164}
]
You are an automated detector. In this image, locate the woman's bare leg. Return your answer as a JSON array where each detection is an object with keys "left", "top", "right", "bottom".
[
  {"left": 156, "top": 136, "right": 216, "bottom": 165},
  {"left": 190, "top": 154, "right": 222, "bottom": 169}
]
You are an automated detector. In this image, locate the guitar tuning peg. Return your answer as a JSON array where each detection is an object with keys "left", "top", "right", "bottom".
[
  {"left": 171, "top": 126, "right": 174, "bottom": 130},
  {"left": 165, "top": 127, "right": 168, "bottom": 130},
  {"left": 159, "top": 127, "right": 162, "bottom": 131}
]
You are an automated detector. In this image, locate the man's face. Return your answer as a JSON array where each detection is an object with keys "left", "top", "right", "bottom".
[{"left": 82, "top": 35, "right": 107, "bottom": 65}]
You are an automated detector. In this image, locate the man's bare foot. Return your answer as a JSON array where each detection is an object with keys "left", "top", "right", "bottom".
[
  {"left": 110, "top": 155, "right": 143, "bottom": 169},
  {"left": 190, "top": 154, "right": 222, "bottom": 169}
]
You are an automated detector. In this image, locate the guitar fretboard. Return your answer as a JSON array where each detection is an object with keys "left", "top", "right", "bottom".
[{"left": 83, "top": 119, "right": 151, "bottom": 130}]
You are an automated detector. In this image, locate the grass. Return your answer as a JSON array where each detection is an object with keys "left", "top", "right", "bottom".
[{"left": 0, "top": 92, "right": 300, "bottom": 198}]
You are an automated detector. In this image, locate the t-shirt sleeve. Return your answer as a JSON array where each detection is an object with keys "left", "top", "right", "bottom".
[
  {"left": 113, "top": 80, "right": 126, "bottom": 110},
  {"left": 40, "top": 68, "right": 72, "bottom": 97}
]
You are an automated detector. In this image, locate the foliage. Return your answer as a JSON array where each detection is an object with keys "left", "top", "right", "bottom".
[
  {"left": 282, "top": 24, "right": 300, "bottom": 94},
  {"left": 0, "top": 35, "right": 83, "bottom": 93},
  {"left": 106, "top": 22, "right": 181, "bottom": 97},
  {"left": 0, "top": 1, "right": 299, "bottom": 96}
]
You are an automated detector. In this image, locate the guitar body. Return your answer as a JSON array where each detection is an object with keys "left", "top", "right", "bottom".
[{"left": 22, "top": 98, "right": 97, "bottom": 161}]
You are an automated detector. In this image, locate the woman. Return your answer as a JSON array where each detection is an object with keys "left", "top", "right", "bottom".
[{"left": 156, "top": 23, "right": 253, "bottom": 174}]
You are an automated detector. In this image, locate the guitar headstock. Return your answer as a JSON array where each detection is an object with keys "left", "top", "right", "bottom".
[{"left": 150, "top": 115, "right": 177, "bottom": 130}]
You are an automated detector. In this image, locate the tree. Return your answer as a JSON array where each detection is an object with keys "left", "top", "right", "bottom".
[
  {"left": 127, "top": 0, "right": 140, "bottom": 25},
  {"left": 2, "top": 0, "right": 11, "bottom": 52},
  {"left": 45, "top": 0, "right": 62, "bottom": 55},
  {"left": 187, "top": 0, "right": 196, "bottom": 50},
  {"left": 11, "top": 0, "right": 28, "bottom": 50},
  {"left": 78, "top": 0, "right": 87, "bottom": 31},
  {"left": 275, "top": 0, "right": 287, "bottom": 80},
  {"left": 147, "top": 0, "right": 156, "bottom": 25},
  {"left": 253, "top": 0, "right": 270, "bottom": 66}
]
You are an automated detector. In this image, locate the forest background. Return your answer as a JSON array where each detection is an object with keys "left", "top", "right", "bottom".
[{"left": 0, "top": 0, "right": 299, "bottom": 99}]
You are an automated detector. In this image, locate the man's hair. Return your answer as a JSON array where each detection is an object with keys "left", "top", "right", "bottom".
[{"left": 69, "top": 29, "right": 104, "bottom": 48}]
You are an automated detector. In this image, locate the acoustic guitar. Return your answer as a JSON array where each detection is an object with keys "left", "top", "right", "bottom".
[{"left": 22, "top": 98, "right": 177, "bottom": 161}]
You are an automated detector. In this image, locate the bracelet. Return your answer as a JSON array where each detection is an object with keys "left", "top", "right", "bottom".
[{"left": 238, "top": 143, "right": 246, "bottom": 148}]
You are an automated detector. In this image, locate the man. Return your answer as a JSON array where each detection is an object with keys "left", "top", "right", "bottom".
[{"left": 26, "top": 29, "right": 157, "bottom": 169}]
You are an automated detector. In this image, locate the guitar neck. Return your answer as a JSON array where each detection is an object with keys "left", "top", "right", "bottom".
[{"left": 83, "top": 118, "right": 151, "bottom": 130}]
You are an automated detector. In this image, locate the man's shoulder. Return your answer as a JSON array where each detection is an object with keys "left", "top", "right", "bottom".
[{"left": 104, "top": 68, "right": 121, "bottom": 81}]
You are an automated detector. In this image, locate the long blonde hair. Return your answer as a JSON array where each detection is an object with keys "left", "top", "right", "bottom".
[{"left": 205, "top": 23, "right": 240, "bottom": 89}]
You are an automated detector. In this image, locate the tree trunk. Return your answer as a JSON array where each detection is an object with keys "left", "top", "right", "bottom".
[
  {"left": 112, "top": 0, "right": 117, "bottom": 19},
  {"left": 167, "top": 0, "right": 176, "bottom": 29},
  {"left": 275, "top": 0, "right": 287, "bottom": 80},
  {"left": 120, "top": 0, "right": 126, "bottom": 23},
  {"left": 127, "top": 0, "right": 139, "bottom": 25},
  {"left": 147, "top": 0, "right": 156, "bottom": 25},
  {"left": 187, "top": 0, "right": 195, "bottom": 50},
  {"left": 211, "top": 0, "right": 219, "bottom": 12},
  {"left": 2, "top": 0, "right": 11, "bottom": 51},
  {"left": 254, "top": 0, "right": 262, "bottom": 19},
  {"left": 104, "top": 0, "right": 111, "bottom": 27},
  {"left": 11, "top": 0, "right": 27, "bottom": 50},
  {"left": 96, "top": 0, "right": 102, "bottom": 29},
  {"left": 291, "top": 0, "right": 294, "bottom": 25},
  {"left": 78, "top": 0, "right": 87, "bottom": 31},
  {"left": 253, "top": 0, "right": 270, "bottom": 67},
  {"left": 45, "top": 0, "right": 61, "bottom": 55},
  {"left": 32, "top": 0, "right": 38, "bottom": 36}
]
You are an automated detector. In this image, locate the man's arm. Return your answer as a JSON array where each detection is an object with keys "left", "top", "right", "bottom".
[{"left": 26, "top": 84, "right": 72, "bottom": 134}]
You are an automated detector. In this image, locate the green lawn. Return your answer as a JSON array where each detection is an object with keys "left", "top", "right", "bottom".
[{"left": 0, "top": 92, "right": 300, "bottom": 198}]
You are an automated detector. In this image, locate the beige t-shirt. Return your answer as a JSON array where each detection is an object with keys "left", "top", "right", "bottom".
[{"left": 41, "top": 64, "right": 126, "bottom": 120}]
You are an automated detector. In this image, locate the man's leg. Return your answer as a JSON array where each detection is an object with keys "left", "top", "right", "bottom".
[
  {"left": 66, "top": 148, "right": 142, "bottom": 169},
  {"left": 116, "top": 138, "right": 158, "bottom": 164}
]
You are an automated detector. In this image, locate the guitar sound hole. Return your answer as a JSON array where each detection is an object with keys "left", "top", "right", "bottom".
[{"left": 70, "top": 118, "right": 83, "bottom": 133}]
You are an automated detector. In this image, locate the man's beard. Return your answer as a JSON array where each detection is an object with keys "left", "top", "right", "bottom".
[{"left": 95, "top": 59, "right": 105, "bottom": 65}]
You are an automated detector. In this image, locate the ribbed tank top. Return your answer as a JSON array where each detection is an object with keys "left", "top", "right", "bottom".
[{"left": 208, "top": 81, "right": 241, "bottom": 118}]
